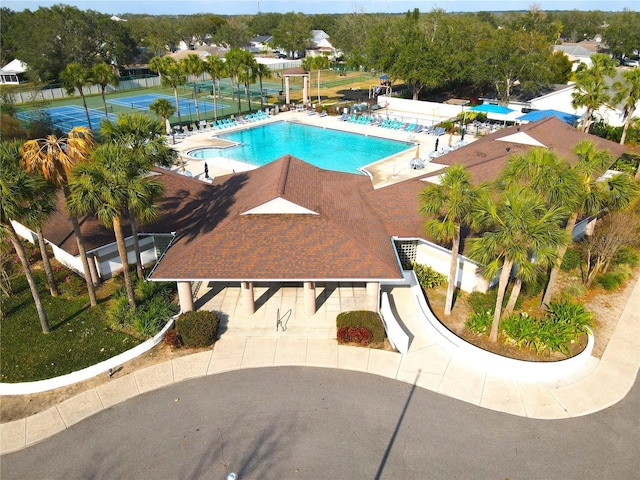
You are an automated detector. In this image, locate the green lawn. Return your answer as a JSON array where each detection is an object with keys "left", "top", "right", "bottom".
[{"left": 1, "top": 260, "right": 143, "bottom": 383}]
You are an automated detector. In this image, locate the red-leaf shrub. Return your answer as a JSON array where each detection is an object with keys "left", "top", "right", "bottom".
[
  {"left": 337, "top": 326, "right": 373, "bottom": 346},
  {"left": 163, "top": 328, "right": 183, "bottom": 348}
]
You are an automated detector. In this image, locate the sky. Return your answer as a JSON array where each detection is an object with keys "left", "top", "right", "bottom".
[{"left": 3, "top": 0, "right": 639, "bottom": 16}]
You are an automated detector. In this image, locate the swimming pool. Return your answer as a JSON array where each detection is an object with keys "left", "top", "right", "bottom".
[{"left": 187, "top": 121, "right": 413, "bottom": 174}]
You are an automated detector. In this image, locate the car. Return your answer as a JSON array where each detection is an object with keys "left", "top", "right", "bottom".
[
  {"left": 623, "top": 57, "right": 640, "bottom": 67},
  {"left": 275, "top": 52, "right": 287, "bottom": 59}
]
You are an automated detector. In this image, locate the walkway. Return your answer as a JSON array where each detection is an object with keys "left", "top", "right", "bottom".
[{"left": 2, "top": 277, "right": 638, "bottom": 455}]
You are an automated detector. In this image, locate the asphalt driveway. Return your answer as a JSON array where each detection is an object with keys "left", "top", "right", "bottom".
[{"left": 2, "top": 367, "right": 638, "bottom": 479}]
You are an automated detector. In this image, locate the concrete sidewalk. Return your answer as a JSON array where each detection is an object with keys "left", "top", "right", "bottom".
[{"left": 2, "top": 278, "right": 638, "bottom": 455}]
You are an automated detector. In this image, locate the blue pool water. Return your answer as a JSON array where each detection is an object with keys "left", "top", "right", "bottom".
[{"left": 187, "top": 121, "right": 413, "bottom": 173}]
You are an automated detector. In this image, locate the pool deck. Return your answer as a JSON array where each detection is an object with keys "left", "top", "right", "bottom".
[{"left": 166, "top": 110, "right": 473, "bottom": 188}]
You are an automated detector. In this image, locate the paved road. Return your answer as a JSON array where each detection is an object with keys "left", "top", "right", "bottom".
[{"left": 2, "top": 367, "right": 638, "bottom": 480}]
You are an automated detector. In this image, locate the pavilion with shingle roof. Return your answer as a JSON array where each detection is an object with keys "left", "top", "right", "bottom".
[{"left": 149, "top": 155, "right": 404, "bottom": 314}]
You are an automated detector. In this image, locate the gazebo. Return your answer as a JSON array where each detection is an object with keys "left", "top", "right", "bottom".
[{"left": 282, "top": 67, "right": 310, "bottom": 106}]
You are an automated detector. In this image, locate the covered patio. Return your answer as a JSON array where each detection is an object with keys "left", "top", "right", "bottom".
[{"left": 195, "top": 282, "right": 370, "bottom": 338}]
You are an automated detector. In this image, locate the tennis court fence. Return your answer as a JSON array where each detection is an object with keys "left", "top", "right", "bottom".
[{"left": 7, "top": 76, "right": 163, "bottom": 104}]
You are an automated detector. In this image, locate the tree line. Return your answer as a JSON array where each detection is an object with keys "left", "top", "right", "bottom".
[{"left": 1, "top": 5, "right": 639, "bottom": 101}]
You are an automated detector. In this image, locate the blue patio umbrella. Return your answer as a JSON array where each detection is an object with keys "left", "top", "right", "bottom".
[
  {"left": 469, "top": 104, "right": 515, "bottom": 115},
  {"left": 517, "top": 109, "right": 580, "bottom": 125}
]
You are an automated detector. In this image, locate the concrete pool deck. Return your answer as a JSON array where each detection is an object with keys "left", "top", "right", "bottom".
[{"left": 166, "top": 109, "right": 470, "bottom": 188}]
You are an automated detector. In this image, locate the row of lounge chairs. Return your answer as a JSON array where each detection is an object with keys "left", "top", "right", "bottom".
[
  {"left": 338, "top": 113, "right": 446, "bottom": 136},
  {"left": 172, "top": 110, "right": 271, "bottom": 139}
]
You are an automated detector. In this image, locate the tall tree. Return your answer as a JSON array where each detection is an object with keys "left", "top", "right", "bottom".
[
  {"left": 0, "top": 140, "right": 50, "bottom": 332},
  {"left": 418, "top": 165, "right": 485, "bottom": 315},
  {"left": 571, "top": 53, "right": 617, "bottom": 132},
  {"left": 541, "top": 141, "right": 639, "bottom": 305},
  {"left": 473, "top": 22, "right": 555, "bottom": 103},
  {"left": 180, "top": 54, "right": 206, "bottom": 124},
  {"left": 91, "top": 62, "right": 120, "bottom": 117},
  {"left": 100, "top": 113, "right": 173, "bottom": 279},
  {"left": 469, "top": 188, "right": 567, "bottom": 342},
  {"left": 224, "top": 49, "right": 247, "bottom": 115},
  {"left": 21, "top": 127, "right": 98, "bottom": 307},
  {"left": 238, "top": 51, "right": 258, "bottom": 113},
  {"left": 612, "top": 67, "right": 640, "bottom": 146},
  {"left": 272, "top": 12, "right": 312, "bottom": 58},
  {"left": 149, "top": 98, "right": 176, "bottom": 133},
  {"left": 602, "top": 10, "right": 640, "bottom": 60},
  {"left": 254, "top": 62, "right": 273, "bottom": 111},
  {"left": 303, "top": 55, "right": 329, "bottom": 104},
  {"left": 60, "top": 62, "right": 93, "bottom": 130},
  {"left": 150, "top": 57, "right": 186, "bottom": 127},
  {"left": 69, "top": 144, "right": 162, "bottom": 308},
  {"left": 204, "top": 55, "right": 227, "bottom": 122}
]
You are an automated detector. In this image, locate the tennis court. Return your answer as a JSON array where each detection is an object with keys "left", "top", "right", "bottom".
[
  {"left": 107, "top": 93, "right": 230, "bottom": 118},
  {"left": 16, "top": 105, "right": 117, "bottom": 132}
]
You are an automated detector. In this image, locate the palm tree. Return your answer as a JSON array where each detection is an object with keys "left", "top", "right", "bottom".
[
  {"left": 149, "top": 98, "right": 176, "bottom": 133},
  {"left": 468, "top": 188, "right": 567, "bottom": 343},
  {"left": 496, "top": 148, "right": 582, "bottom": 307},
  {"left": 254, "top": 62, "right": 272, "bottom": 111},
  {"left": 224, "top": 49, "right": 246, "bottom": 115},
  {"left": 418, "top": 165, "right": 485, "bottom": 315},
  {"left": 90, "top": 62, "right": 120, "bottom": 117},
  {"left": 0, "top": 140, "right": 50, "bottom": 332},
  {"left": 303, "top": 55, "right": 330, "bottom": 104},
  {"left": 24, "top": 175, "right": 59, "bottom": 297},
  {"left": 69, "top": 143, "right": 160, "bottom": 308},
  {"left": 541, "top": 141, "right": 639, "bottom": 305},
  {"left": 239, "top": 52, "right": 258, "bottom": 113},
  {"left": 180, "top": 54, "right": 205, "bottom": 124},
  {"left": 100, "top": 113, "right": 172, "bottom": 278},
  {"left": 612, "top": 67, "right": 640, "bottom": 146},
  {"left": 149, "top": 56, "right": 173, "bottom": 84},
  {"left": 60, "top": 62, "right": 93, "bottom": 130},
  {"left": 157, "top": 58, "right": 187, "bottom": 128},
  {"left": 204, "top": 55, "right": 227, "bottom": 122},
  {"left": 571, "top": 53, "right": 617, "bottom": 132},
  {"left": 21, "top": 127, "right": 98, "bottom": 307}
]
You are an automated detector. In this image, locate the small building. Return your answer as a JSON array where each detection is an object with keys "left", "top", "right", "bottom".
[{"left": 0, "top": 59, "right": 28, "bottom": 85}]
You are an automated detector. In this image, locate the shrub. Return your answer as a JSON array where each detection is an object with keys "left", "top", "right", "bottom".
[
  {"left": 412, "top": 262, "right": 447, "bottom": 289},
  {"left": 540, "top": 301, "right": 593, "bottom": 356},
  {"left": 337, "top": 325, "right": 374, "bottom": 345},
  {"left": 176, "top": 310, "right": 219, "bottom": 348},
  {"left": 612, "top": 246, "right": 640, "bottom": 268},
  {"left": 336, "top": 310, "right": 386, "bottom": 343},
  {"left": 135, "top": 280, "right": 174, "bottom": 303},
  {"left": 163, "top": 328, "right": 183, "bottom": 348},
  {"left": 501, "top": 312, "right": 539, "bottom": 350},
  {"left": 132, "top": 295, "right": 178, "bottom": 337},
  {"left": 558, "top": 282, "right": 586, "bottom": 301},
  {"left": 596, "top": 270, "right": 627, "bottom": 291},
  {"left": 466, "top": 291, "right": 497, "bottom": 314},
  {"left": 106, "top": 295, "right": 134, "bottom": 330},
  {"left": 465, "top": 311, "right": 492, "bottom": 335},
  {"left": 560, "top": 248, "right": 581, "bottom": 272}
]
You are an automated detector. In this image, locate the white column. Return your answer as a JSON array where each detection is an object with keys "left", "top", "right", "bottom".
[
  {"left": 177, "top": 281, "right": 194, "bottom": 313},
  {"left": 366, "top": 282, "right": 380, "bottom": 311},
  {"left": 285, "top": 76, "right": 291, "bottom": 105},
  {"left": 304, "top": 281, "right": 316, "bottom": 315},
  {"left": 241, "top": 281, "right": 255, "bottom": 315},
  {"left": 302, "top": 76, "right": 309, "bottom": 105}
]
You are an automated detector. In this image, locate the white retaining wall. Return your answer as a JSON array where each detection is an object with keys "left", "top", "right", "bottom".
[
  {"left": 405, "top": 271, "right": 595, "bottom": 382},
  {"left": 380, "top": 292, "right": 410, "bottom": 354},
  {"left": 415, "top": 240, "right": 491, "bottom": 293}
]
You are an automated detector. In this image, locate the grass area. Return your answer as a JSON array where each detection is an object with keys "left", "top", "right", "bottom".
[{"left": 1, "top": 258, "right": 143, "bottom": 383}]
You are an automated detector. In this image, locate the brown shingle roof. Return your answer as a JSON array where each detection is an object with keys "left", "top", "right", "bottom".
[
  {"left": 149, "top": 156, "right": 402, "bottom": 281},
  {"left": 366, "top": 117, "right": 627, "bottom": 238}
]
